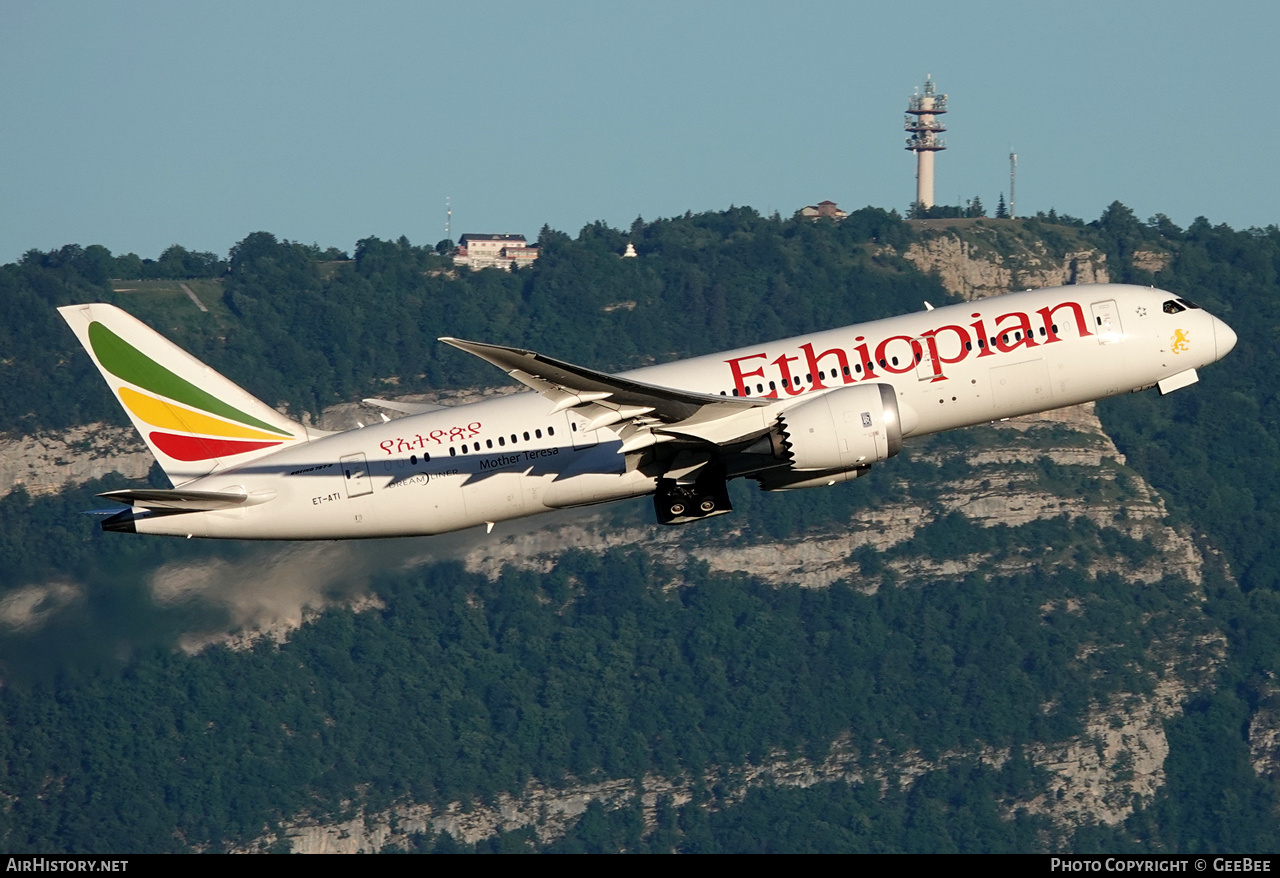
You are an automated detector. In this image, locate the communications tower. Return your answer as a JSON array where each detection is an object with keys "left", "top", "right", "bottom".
[{"left": 905, "top": 76, "right": 947, "bottom": 209}]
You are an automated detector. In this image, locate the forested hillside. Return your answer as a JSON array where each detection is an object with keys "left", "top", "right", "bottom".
[
  {"left": 0, "top": 206, "right": 1277, "bottom": 852},
  {"left": 2, "top": 209, "right": 929, "bottom": 432}
]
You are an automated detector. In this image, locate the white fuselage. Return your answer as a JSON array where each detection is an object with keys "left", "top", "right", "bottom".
[{"left": 132, "top": 284, "right": 1234, "bottom": 539}]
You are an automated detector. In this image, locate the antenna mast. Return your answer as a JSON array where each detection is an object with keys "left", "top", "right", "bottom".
[
  {"left": 1008, "top": 153, "right": 1017, "bottom": 219},
  {"left": 445, "top": 197, "right": 452, "bottom": 242}
]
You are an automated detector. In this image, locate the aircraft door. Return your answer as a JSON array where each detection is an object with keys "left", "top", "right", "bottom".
[
  {"left": 1091, "top": 300, "right": 1123, "bottom": 344},
  {"left": 565, "top": 410, "right": 599, "bottom": 449},
  {"left": 913, "top": 337, "right": 937, "bottom": 381},
  {"left": 340, "top": 453, "right": 373, "bottom": 498}
]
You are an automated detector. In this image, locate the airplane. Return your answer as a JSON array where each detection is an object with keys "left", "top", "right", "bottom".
[{"left": 58, "top": 283, "right": 1236, "bottom": 540}]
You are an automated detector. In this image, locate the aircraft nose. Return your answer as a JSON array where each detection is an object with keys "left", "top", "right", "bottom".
[{"left": 1214, "top": 317, "right": 1238, "bottom": 360}]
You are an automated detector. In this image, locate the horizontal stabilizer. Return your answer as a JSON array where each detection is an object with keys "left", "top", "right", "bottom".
[{"left": 97, "top": 488, "right": 251, "bottom": 512}]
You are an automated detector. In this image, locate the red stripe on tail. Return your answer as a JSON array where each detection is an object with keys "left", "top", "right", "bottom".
[{"left": 150, "top": 432, "right": 283, "bottom": 462}]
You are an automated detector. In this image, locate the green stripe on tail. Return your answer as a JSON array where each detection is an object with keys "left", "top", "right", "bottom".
[{"left": 88, "top": 322, "right": 293, "bottom": 438}]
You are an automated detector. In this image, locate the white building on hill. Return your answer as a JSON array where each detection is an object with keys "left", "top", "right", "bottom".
[{"left": 453, "top": 234, "right": 539, "bottom": 271}]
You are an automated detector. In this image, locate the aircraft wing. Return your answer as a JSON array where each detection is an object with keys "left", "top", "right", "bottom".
[{"left": 440, "top": 337, "right": 773, "bottom": 452}]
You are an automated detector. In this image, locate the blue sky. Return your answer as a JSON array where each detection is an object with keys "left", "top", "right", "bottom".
[{"left": 2, "top": 1, "right": 1275, "bottom": 264}]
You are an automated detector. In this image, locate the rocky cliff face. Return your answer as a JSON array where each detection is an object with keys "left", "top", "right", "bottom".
[
  {"left": 895, "top": 225, "right": 1110, "bottom": 300},
  {"left": 0, "top": 424, "right": 150, "bottom": 499}
]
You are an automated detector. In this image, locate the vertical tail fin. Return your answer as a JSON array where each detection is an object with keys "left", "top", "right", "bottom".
[{"left": 59, "top": 303, "right": 316, "bottom": 484}]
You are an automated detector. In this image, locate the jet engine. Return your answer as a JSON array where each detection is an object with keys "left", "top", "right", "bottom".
[{"left": 771, "top": 383, "right": 903, "bottom": 471}]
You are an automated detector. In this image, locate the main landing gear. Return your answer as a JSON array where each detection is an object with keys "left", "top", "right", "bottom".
[{"left": 654, "top": 462, "right": 732, "bottom": 526}]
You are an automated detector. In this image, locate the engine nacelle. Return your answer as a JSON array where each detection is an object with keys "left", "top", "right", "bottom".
[
  {"left": 755, "top": 464, "right": 869, "bottom": 492},
  {"left": 774, "top": 383, "right": 903, "bottom": 471}
]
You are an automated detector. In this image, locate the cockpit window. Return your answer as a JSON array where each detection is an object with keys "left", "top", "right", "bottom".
[
  {"left": 1175, "top": 297, "right": 1201, "bottom": 310},
  {"left": 1163, "top": 300, "right": 1186, "bottom": 314}
]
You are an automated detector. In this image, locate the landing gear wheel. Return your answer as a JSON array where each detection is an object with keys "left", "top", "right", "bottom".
[{"left": 654, "top": 464, "right": 733, "bottom": 525}]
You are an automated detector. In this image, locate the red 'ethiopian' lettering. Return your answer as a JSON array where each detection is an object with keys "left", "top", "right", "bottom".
[
  {"left": 874, "top": 335, "right": 918, "bottom": 375},
  {"left": 852, "top": 336, "right": 878, "bottom": 379},
  {"left": 918, "top": 324, "right": 972, "bottom": 382},
  {"left": 1037, "top": 301, "right": 1092, "bottom": 341},
  {"left": 727, "top": 352, "right": 769, "bottom": 397},
  {"left": 970, "top": 313, "right": 996, "bottom": 358},
  {"left": 771, "top": 353, "right": 804, "bottom": 396},
  {"left": 799, "top": 342, "right": 852, "bottom": 390},
  {"left": 724, "top": 301, "right": 1090, "bottom": 396},
  {"left": 994, "top": 311, "right": 1039, "bottom": 353}
]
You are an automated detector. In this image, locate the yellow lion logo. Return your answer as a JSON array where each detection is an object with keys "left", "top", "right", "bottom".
[{"left": 1171, "top": 329, "right": 1191, "bottom": 354}]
